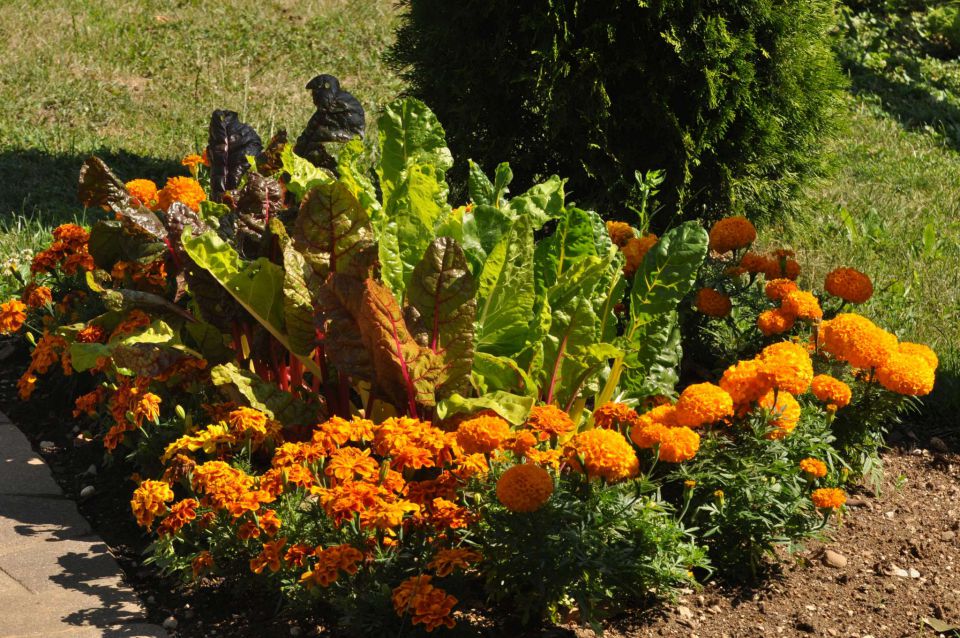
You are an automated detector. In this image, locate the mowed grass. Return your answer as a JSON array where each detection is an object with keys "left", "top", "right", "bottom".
[{"left": 761, "top": 99, "right": 960, "bottom": 429}]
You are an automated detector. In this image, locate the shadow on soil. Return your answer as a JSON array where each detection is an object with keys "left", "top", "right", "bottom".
[{"left": 0, "top": 148, "right": 181, "bottom": 222}]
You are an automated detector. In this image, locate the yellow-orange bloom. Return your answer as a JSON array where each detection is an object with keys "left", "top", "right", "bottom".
[
  {"left": 719, "top": 359, "right": 773, "bottom": 408},
  {"left": 740, "top": 251, "right": 769, "bottom": 274},
  {"left": 757, "top": 308, "right": 795, "bottom": 336},
  {"left": 429, "top": 548, "right": 482, "bottom": 577},
  {"left": 764, "top": 278, "right": 799, "bottom": 302},
  {"left": 130, "top": 479, "right": 174, "bottom": 529},
  {"left": 565, "top": 429, "right": 639, "bottom": 483},
  {"left": 0, "top": 299, "right": 27, "bottom": 334},
  {"left": 694, "top": 288, "right": 732, "bottom": 317},
  {"left": 496, "top": 464, "right": 554, "bottom": 513},
  {"left": 758, "top": 390, "right": 801, "bottom": 439},
  {"left": 811, "top": 487, "right": 846, "bottom": 509},
  {"left": 181, "top": 154, "right": 205, "bottom": 170},
  {"left": 759, "top": 341, "right": 813, "bottom": 394},
  {"left": 897, "top": 342, "right": 938, "bottom": 371},
  {"left": 605, "top": 221, "right": 635, "bottom": 248},
  {"left": 525, "top": 404, "right": 575, "bottom": 441},
  {"left": 876, "top": 352, "right": 936, "bottom": 396},
  {"left": 810, "top": 375, "right": 852, "bottom": 409},
  {"left": 622, "top": 234, "right": 658, "bottom": 277},
  {"left": 781, "top": 290, "right": 822, "bottom": 322},
  {"left": 455, "top": 414, "right": 511, "bottom": 454},
  {"left": 674, "top": 383, "right": 734, "bottom": 428},
  {"left": 592, "top": 402, "right": 640, "bottom": 430},
  {"left": 391, "top": 575, "right": 457, "bottom": 632},
  {"left": 630, "top": 421, "right": 671, "bottom": 449},
  {"left": 824, "top": 267, "right": 873, "bottom": 304},
  {"left": 819, "top": 314, "right": 898, "bottom": 370},
  {"left": 799, "top": 458, "right": 827, "bottom": 479},
  {"left": 125, "top": 179, "right": 159, "bottom": 210},
  {"left": 157, "top": 176, "right": 206, "bottom": 212},
  {"left": 708, "top": 216, "right": 757, "bottom": 253},
  {"left": 134, "top": 392, "right": 162, "bottom": 422},
  {"left": 657, "top": 426, "right": 700, "bottom": 463},
  {"left": 22, "top": 284, "right": 52, "bottom": 309}
]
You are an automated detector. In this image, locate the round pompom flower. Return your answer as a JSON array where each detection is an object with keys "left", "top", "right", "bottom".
[
  {"left": 819, "top": 314, "right": 898, "bottom": 370},
  {"left": 674, "top": 383, "right": 734, "bottom": 428},
  {"left": 130, "top": 479, "right": 174, "bottom": 529},
  {"left": 592, "top": 402, "right": 640, "bottom": 430},
  {"left": 811, "top": 487, "right": 846, "bottom": 510},
  {"left": 876, "top": 353, "right": 936, "bottom": 396},
  {"left": 758, "top": 390, "right": 801, "bottom": 439},
  {"left": 740, "top": 251, "right": 770, "bottom": 274},
  {"left": 810, "top": 374, "right": 852, "bottom": 409},
  {"left": 897, "top": 342, "right": 938, "bottom": 371},
  {"left": 764, "top": 278, "right": 799, "bottom": 302},
  {"left": 496, "top": 464, "right": 554, "bottom": 512},
  {"left": 525, "top": 405, "right": 575, "bottom": 441},
  {"left": 605, "top": 221, "right": 635, "bottom": 248},
  {"left": 799, "top": 458, "right": 827, "bottom": 479},
  {"left": 22, "top": 283, "right": 52, "bottom": 309},
  {"left": 781, "top": 290, "right": 823, "bottom": 322},
  {"left": 456, "top": 414, "right": 511, "bottom": 454},
  {"left": 657, "top": 427, "right": 700, "bottom": 463},
  {"left": 824, "top": 267, "right": 873, "bottom": 304},
  {"left": 622, "top": 234, "right": 658, "bottom": 277},
  {"left": 694, "top": 288, "right": 732, "bottom": 317},
  {"left": 0, "top": 299, "right": 28, "bottom": 334},
  {"left": 708, "top": 216, "right": 757, "bottom": 253},
  {"left": 757, "top": 308, "right": 795, "bottom": 336},
  {"left": 565, "top": 429, "right": 639, "bottom": 483},
  {"left": 630, "top": 421, "right": 670, "bottom": 449},
  {"left": 719, "top": 358, "right": 773, "bottom": 408},
  {"left": 125, "top": 179, "right": 159, "bottom": 210},
  {"left": 759, "top": 341, "right": 813, "bottom": 394},
  {"left": 157, "top": 176, "right": 207, "bottom": 212}
]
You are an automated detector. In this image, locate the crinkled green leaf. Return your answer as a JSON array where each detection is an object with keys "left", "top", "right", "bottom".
[
  {"left": 293, "top": 180, "right": 376, "bottom": 281},
  {"left": 68, "top": 342, "right": 111, "bottom": 372},
  {"left": 337, "top": 138, "right": 381, "bottom": 219},
  {"left": 460, "top": 204, "right": 515, "bottom": 275},
  {"left": 184, "top": 321, "right": 234, "bottom": 365},
  {"left": 468, "top": 159, "right": 495, "bottom": 206},
  {"left": 270, "top": 219, "right": 316, "bottom": 356},
  {"left": 471, "top": 352, "right": 537, "bottom": 397},
  {"left": 533, "top": 207, "right": 599, "bottom": 294},
  {"left": 475, "top": 216, "right": 535, "bottom": 357},
  {"left": 210, "top": 362, "right": 316, "bottom": 425},
  {"left": 281, "top": 144, "right": 333, "bottom": 201},
  {"left": 436, "top": 391, "right": 534, "bottom": 426},
  {"left": 88, "top": 220, "right": 166, "bottom": 270},
  {"left": 507, "top": 175, "right": 565, "bottom": 230}
]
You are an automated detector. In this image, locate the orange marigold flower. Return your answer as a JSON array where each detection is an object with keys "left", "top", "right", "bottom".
[
  {"left": 781, "top": 290, "right": 823, "bottom": 322},
  {"left": 719, "top": 359, "right": 773, "bottom": 409},
  {"left": 674, "top": 383, "right": 734, "bottom": 428},
  {"left": 525, "top": 404, "right": 575, "bottom": 441},
  {"left": 181, "top": 154, "right": 205, "bottom": 170},
  {"left": 259, "top": 509, "right": 283, "bottom": 537},
  {"left": 819, "top": 314, "right": 898, "bottom": 370},
  {"left": 524, "top": 447, "right": 562, "bottom": 469},
  {"left": 428, "top": 497, "right": 473, "bottom": 530},
  {"left": 708, "top": 216, "right": 757, "bottom": 253},
  {"left": 325, "top": 447, "right": 379, "bottom": 481},
  {"left": 811, "top": 487, "right": 846, "bottom": 509},
  {"left": 635, "top": 404, "right": 679, "bottom": 429},
  {"left": 657, "top": 426, "right": 700, "bottom": 463},
  {"left": 799, "top": 458, "right": 827, "bottom": 479},
  {"left": 125, "top": 179, "right": 159, "bottom": 210},
  {"left": 157, "top": 498, "right": 199, "bottom": 536},
  {"left": 496, "top": 464, "right": 554, "bottom": 513},
  {"left": 505, "top": 430, "right": 538, "bottom": 456},
  {"left": 76, "top": 324, "right": 107, "bottom": 343},
  {"left": 758, "top": 390, "right": 801, "bottom": 439},
  {"left": 429, "top": 547, "right": 482, "bottom": 577},
  {"left": 622, "top": 234, "right": 658, "bottom": 277},
  {"left": 630, "top": 421, "right": 670, "bottom": 449},
  {"left": 764, "top": 278, "right": 799, "bottom": 302},
  {"left": 73, "top": 388, "right": 103, "bottom": 417},
  {"left": 0, "top": 299, "right": 27, "bottom": 334},
  {"left": 134, "top": 392, "right": 162, "bottom": 423},
  {"left": 130, "top": 479, "right": 174, "bottom": 528},
  {"left": 810, "top": 375, "right": 852, "bottom": 409},
  {"left": 740, "top": 251, "right": 770, "bottom": 274},
  {"left": 157, "top": 176, "right": 206, "bottom": 212},
  {"left": 21, "top": 284, "right": 52, "bottom": 309},
  {"left": 565, "top": 429, "right": 639, "bottom": 483},
  {"left": 52, "top": 223, "right": 89, "bottom": 246},
  {"left": 455, "top": 414, "right": 511, "bottom": 454},
  {"left": 759, "top": 341, "right": 813, "bottom": 394},
  {"left": 757, "top": 308, "right": 796, "bottom": 336},
  {"left": 392, "top": 575, "right": 458, "bottom": 632},
  {"left": 592, "top": 402, "right": 640, "bottom": 431},
  {"left": 250, "top": 538, "right": 287, "bottom": 574},
  {"left": 284, "top": 543, "right": 313, "bottom": 568},
  {"left": 694, "top": 288, "right": 732, "bottom": 317},
  {"left": 228, "top": 406, "right": 269, "bottom": 437},
  {"left": 762, "top": 253, "right": 800, "bottom": 281},
  {"left": 876, "top": 352, "right": 936, "bottom": 396},
  {"left": 605, "top": 221, "right": 635, "bottom": 248},
  {"left": 824, "top": 267, "right": 873, "bottom": 304},
  {"left": 191, "top": 551, "right": 214, "bottom": 579},
  {"left": 897, "top": 342, "right": 938, "bottom": 371}
]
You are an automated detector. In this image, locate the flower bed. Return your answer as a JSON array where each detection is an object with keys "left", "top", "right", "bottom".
[{"left": 0, "top": 77, "right": 938, "bottom": 634}]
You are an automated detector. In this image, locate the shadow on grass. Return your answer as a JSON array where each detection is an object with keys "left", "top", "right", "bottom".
[{"left": 0, "top": 148, "right": 181, "bottom": 223}]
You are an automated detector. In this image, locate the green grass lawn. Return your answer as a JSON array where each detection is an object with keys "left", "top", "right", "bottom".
[{"left": 1, "top": 0, "right": 956, "bottom": 427}]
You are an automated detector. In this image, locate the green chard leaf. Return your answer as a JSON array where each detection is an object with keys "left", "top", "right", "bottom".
[
  {"left": 471, "top": 352, "right": 537, "bottom": 397},
  {"left": 507, "top": 175, "right": 565, "bottom": 230},
  {"left": 293, "top": 180, "right": 377, "bottom": 281},
  {"left": 437, "top": 391, "right": 534, "bottom": 426},
  {"left": 281, "top": 144, "right": 333, "bottom": 200},
  {"left": 210, "top": 362, "right": 316, "bottom": 425},
  {"left": 376, "top": 97, "right": 453, "bottom": 207},
  {"left": 270, "top": 219, "right": 316, "bottom": 356}
]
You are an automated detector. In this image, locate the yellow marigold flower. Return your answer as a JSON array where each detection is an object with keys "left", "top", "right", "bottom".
[
  {"left": 605, "top": 220, "right": 636, "bottom": 248},
  {"left": 429, "top": 548, "right": 482, "bottom": 577},
  {"left": 824, "top": 267, "right": 873, "bottom": 304},
  {"left": 134, "top": 392, "right": 162, "bottom": 423},
  {"left": 635, "top": 404, "right": 679, "bottom": 429},
  {"left": 757, "top": 308, "right": 795, "bottom": 336},
  {"left": 657, "top": 426, "right": 700, "bottom": 463},
  {"left": 876, "top": 352, "right": 936, "bottom": 396},
  {"left": 674, "top": 383, "right": 734, "bottom": 428},
  {"left": 811, "top": 487, "right": 846, "bottom": 509},
  {"left": 684, "top": 479, "right": 697, "bottom": 489},
  {"left": 810, "top": 375, "right": 852, "bottom": 409},
  {"left": 157, "top": 176, "right": 206, "bottom": 212},
  {"left": 455, "top": 414, "right": 511, "bottom": 454},
  {"left": 759, "top": 341, "right": 813, "bottom": 394},
  {"left": 799, "top": 458, "right": 827, "bottom": 479},
  {"left": 592, "top": 402, "right": 640, "bottom": 430},
  {"left": 565, "top": 429, "right": 639, "bottom": 483},
  {"left": 181, "top": 153, "right": 205, "bottom": 170},
  {"left": 125, "top": 179, "right": 159, "bottom": 210},
  {"left": 524, "top": 447, "right": 562, "bottom": 469},
  {"left": 694, "top": 288, "right": 732, "bottom": 317},
  {"left": 708, "top": 216, "right": 757, "bottom": 253},
  {"left": 897, "top": 342, "right": 938, "bottom": 371},
  {"left": 228, "top": 406, "right": 269, "bottom": 437},
  {"left": 819, "top": 314, "right": 898, "bottom": 370},
  {"left": 781, "top": 290, "right": 823, "bottom": 321},
  {"left": 0, "top": 299, "right": 27, "bottom": 334},
  {"left": 21, "top": 284, "right": 52, "bottom": 309},
  {"left": 764, "top": 278, "right": 799, "bottom": 302},
  {"left": 325, "top": 447, "right": 379, "bottom": 481},
  {"left": 719, "top": 359, "right": 773, "bottom": 409},
  {"left": 758, "top": 390, "right": 801, "bottom": 439},
  {"left": 130, "top": 479, "right": 174, "bottom": 528},
  {"left": 496, "top": 464, "right": 554, "bottom": 512},
  {"left": 622, "top": 234, "right": 658, "bottom": 277},
  {"left": 525, "top": 404, "right": 575, "bottom": 441}
]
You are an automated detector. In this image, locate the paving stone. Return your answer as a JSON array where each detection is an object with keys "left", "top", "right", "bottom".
[{"left": 0, "top": 417, "right": 62, "bottom": 496}]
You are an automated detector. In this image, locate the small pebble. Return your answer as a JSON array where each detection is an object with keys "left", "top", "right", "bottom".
[
  {"left": 82, "top": 464, "right": 97, "bottom": 476},
  {"left": 290, "top": 627, "right": 302, "bottom": 637},
  {"left": 79, "top": 485, "right": 95, "bottom": 498},
  {"left": 824, "top": 549, "right": 848, "bottom": 568},
  {"left": 162, "top": 616, "right": 178, "bottom": 630},
  {"left": 39, "top": 441, "right": 54, "bottom": 451}
]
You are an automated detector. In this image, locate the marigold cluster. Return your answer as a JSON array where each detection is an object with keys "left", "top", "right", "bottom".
[
  {"left": 694, "top": 288, "right": 732, "bottom": 317},
  {"left": 157, "top": 176, "right": 207, "bottom": 212},
  {"left": 819, "top": 314, "right": 898, "bottom": 370},
  {"left": 592, "top": 402, "right": 640, "bottom": 431},
  {"left": 811, "top": 487, "right": 846, "bottom": 509},
  {"left": 708, "top": 216, "right": 757, "bottom": 253},
  {"left": 759, "top": 341, "right": 813, "bottom": 394},
  {"left": 565, "top": 429, "right": 639, "bottom": 483},
  {"left": 810, "top": 375, "right": 852, "bottom": 409},
  {"left": 30, "top": 224, "right": 94, "bottom": 276},
  {"left": 674, "top": 383, "right": 734, "bottom": 428},
  {"left": 799, "top": 458, "right": 827, "bottom": 479},
  {"left": 496, "top": 464, "right": 554, "bottom": 512},
  {"left": 455, "top": 414, "right": 511, "bottom": 454},
  {"left": 131, "top": 480, "right": 174, "bottom": 528},
  {"left": 824, "top": 267, "right": 873, "bottom": 304},
  {"left": 299, "top": 544, "right": 363, "bottom": 588},
  {"left": 392, "top": 575, "right": 457, "bottom": 632},
  {"left": 719, "top": 359, "right": 773, "bottom": 410},
  {"left": 125, "top": 179, "right": 159, "bottom": 209}
]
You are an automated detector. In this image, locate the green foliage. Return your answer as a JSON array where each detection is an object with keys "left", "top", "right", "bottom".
[{"left": 391, "top": 0, "right": 845, "bottom": 222}]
